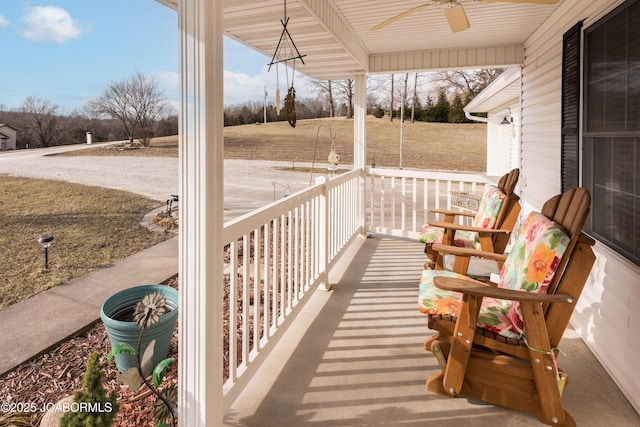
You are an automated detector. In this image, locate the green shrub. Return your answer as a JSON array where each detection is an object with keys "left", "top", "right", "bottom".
[
  {"left": 372, "top": 104, "right": 384, "bottom": 119},
  {"left": 60, "top": 352, "right": 119, "bottom": 427}
]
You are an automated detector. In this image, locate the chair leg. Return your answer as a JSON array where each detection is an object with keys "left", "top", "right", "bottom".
[
  {"left": 425, "top": 244, "right": 438, "bottom": 262},
  {"left": 442, "top": 294, "right": 480, "bottom": 395},
  {"left": 520, "top": 302, "right": 571, "bottom": 426}
]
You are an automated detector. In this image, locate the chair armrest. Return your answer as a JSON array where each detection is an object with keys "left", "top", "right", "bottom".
[
  {"left": 430, "top": 209, "right": 476, "bottom": 218},
  {"left": 428, "top": 221, "right": 511, "bottom": 234},
  {"left": 433, "top": 277, "right": 575, "bottom": 303},
  {"left": 431, "top": 244, "right": 508, "bottom": 262}
]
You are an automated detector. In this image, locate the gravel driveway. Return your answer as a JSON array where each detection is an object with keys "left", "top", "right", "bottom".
[{"left": 0, "top": 145, "right": 319, "bottom": 219}]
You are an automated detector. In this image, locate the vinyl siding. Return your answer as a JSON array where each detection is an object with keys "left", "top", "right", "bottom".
[{"left": 520, "top": 0, "right": 640, "bottom": 413}]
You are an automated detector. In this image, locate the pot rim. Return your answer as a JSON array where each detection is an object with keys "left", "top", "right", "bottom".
[{"left": 100, "top": 284, "right": 178, "bottom": 326}]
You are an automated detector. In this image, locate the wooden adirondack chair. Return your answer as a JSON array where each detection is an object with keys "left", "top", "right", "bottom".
[
  {"left": 420, "top": 168, "right": 520, "bottom": 269},
  {"left": 418, "top": 187, "right": 594, "bottom": 426}
]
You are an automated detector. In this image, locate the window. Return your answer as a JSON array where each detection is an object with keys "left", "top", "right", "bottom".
[{"left": 582, "top": 0, "right": 640, "bottom": 266}]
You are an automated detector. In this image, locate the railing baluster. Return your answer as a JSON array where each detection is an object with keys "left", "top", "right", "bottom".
[
  {"left": 242, "top": 235, "right": 249, "bottom": 368},
  {"left": 369, "top": 172, "right": 375, "bottom": 229},
  {"left": 229, "top": 240, "right": 238, "bottom": 383},
  {"left": 411, "top": 177, "right": 418, "bottom": 230},
  {"left": 271, "top": 219, "right": 278, "bottom": 330},
  {"left": 279, "top": 214, "right": 286, "bottom": 323},
  {"left": 287, "top": 211, "right": 293, "bottom": 314},
  {"left": 401, "top": 176, "right": 407, "bottom": 231},
  {"left": 294, "top": 206, "right": 300, "bottom": 304},
  {"left": 253, "top": 227, "right": 261, "bottom": 353},
  {"left": 391, "top": 176, "right": 396, "bottom": 230},
  {"left": 263, "top": 222, "right": 271, "bottom": 340},
  {"left": 423, "top": 178, "right": 429, "bottom": 226},
  {"left": 380, "top": 175, "right": 385, "bottom": 229}
]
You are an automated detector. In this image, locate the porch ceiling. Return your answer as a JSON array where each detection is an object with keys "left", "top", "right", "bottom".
[{"left": 157, "top": 0, "right": 564, "bottom": 79}]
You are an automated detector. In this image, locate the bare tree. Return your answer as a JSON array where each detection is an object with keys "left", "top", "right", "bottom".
[
  {"left": 401, "top": 73, "right": 409, "bottom": 120},
  {"left": 390, "top": 74, "right": 395, "bottom": 122},
  {"left": 21, "top": 96, "right": 61, "bottom": 147},
  {"left": 411, "top": 73, "right": 419, "bottom": 123},
  {"left": 92, "top": 72, "right": 169, "bottom": 146},
  {"left": 307, "top": 79, "right": 336, "bottom": 117},
  {"left": 432, "top": 69, "right": 504, "bottom": 98},
  {"left": 335, "top": 79, "right": 354, "bottom": 119}
]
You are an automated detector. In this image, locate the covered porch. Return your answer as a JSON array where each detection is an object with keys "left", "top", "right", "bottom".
[{"left": 154, "top": 0, "right": 640, "bottom": 425}]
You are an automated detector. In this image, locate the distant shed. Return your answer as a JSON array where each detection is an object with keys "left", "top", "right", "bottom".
[{"left": 0, "top": 124, "right": 18, "bottom": 151}]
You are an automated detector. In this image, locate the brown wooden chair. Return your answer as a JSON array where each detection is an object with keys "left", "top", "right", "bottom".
[
  {"left": 420, "top": 168, "right": 520, "bottom": 270},
  {"left": 418, "top": 187, "right": 594, "bottom": 426}
]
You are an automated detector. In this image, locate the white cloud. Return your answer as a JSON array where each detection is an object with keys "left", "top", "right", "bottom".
[
  {"left": 224, "top": 66, "right": 317, "bottom": 106},
  {"left": 148, "top": 68, "right": 318, "bottom": 109},
  {"left": 0, "top": 15, "right": 9, "bottom": 27},
  {"left": 21, "top": 6, "right": 84, "bottom": 43},
  {"left": 224, "top": 70, "right": 267, "bottom": 106}
]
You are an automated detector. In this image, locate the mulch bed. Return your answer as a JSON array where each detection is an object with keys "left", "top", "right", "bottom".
[{"left": 0, "top": 276, "right": 179, "bottom": 427}]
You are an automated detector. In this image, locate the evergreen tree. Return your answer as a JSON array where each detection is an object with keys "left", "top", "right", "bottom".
[
  {"left": 448, "top": 93, "right": 466, "bottom": 123},
  {"left": 60, "top": 352, "right": 119, "bottom": 427},
  {"left": 432, "top": 89, "right": 450, "bottom": 123}
]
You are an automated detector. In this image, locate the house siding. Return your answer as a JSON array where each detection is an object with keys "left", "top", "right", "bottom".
[
  {"left": 486, "top": 104, "right": 520, "bottom": 177},
  {"left": 0, "top": 125, "right": 17, "bottom": 151},
  {"left": 521, "top": 0, "right": 639, "bottom": 412}
]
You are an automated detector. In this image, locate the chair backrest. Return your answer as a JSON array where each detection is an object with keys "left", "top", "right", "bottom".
[
  {"left": 475, "top": 188, "right": 593, "bottom": 342},
  {"left": 538, "top": 187, "right": 594, "bottom": 347},
  {"left": 493, "top": 168, "right": 520, "bottom": 234},
  {"left": 496, "top": 168, "right": 520, "bottom": 197},
  {"left": 481, "top": 168, "right": 521, "bottom": 254}
]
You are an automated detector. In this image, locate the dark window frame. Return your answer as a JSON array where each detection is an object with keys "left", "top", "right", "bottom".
[
  {"left": 580, "top": 0, "right": 640, "bottom": 267},
  {"left": 561, "top": 21, "right": 582, "bottom": 193}
]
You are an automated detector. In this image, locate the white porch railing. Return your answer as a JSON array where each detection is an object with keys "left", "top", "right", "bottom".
[
  {"left": 366, "top": 168, "right": 491, "bottom": 239},
  {"left": 220, "top": 167, "right": 489, "bottom": 410},
  {"left": 221, "top": 168, "right": 363, "bottom": 410}
]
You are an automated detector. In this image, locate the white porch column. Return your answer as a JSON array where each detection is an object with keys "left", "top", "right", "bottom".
[
  {"left": 353, "top": 74, "right": 367, "bottom": 233},
  {"left": 178, "top": 0, "right": 224, "bottom": 426}
]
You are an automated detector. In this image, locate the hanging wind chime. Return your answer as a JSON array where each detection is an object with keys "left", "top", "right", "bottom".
[{"left": 268, "top": 0, "right": 306, "bottom": 128}]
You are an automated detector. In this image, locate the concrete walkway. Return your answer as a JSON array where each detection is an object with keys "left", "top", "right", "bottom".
[{"left": 0, "top": 237, "right": 178, "bottom": 375}]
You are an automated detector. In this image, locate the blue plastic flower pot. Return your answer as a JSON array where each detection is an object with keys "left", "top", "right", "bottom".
[{"left": 101, "top": 284, "right": 178, "bottom": 373}]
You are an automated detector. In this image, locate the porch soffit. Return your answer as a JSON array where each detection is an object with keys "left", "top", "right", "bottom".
[{"left": 156, "top": 0, "right": 564, "bottom": 79}]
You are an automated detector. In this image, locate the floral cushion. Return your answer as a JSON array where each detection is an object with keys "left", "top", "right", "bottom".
[
  {"left": 472, "top": 185, "right": 505, "bottom": 229},
  {"left": 418, "top": 226, "right": 477, "bottom": 247},
  {"left": 418, "top": 211, "right": 570, "bottom": 339},
  {"left": 418, "top": 269, "right": 474, "bottom": 315},
  {"left": 419, "top": 185, "right": 506, "bottom": 249}
]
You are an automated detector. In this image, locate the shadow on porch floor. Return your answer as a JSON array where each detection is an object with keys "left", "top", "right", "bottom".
[{"left": 224, "top": 235, "right": 639, "bottom": 426}]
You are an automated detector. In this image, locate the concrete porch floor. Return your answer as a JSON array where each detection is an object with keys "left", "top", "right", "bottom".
[{"left": 224, "top": 235, "right": 640, "bottom": 426}]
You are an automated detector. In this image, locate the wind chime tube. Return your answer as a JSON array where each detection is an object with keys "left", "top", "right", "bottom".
[{"left": 276, "top": 64, "right": 281, "bottom": 115}]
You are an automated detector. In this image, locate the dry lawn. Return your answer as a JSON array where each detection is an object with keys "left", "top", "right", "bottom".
[
  {"left": 62, "top": 117, "right": 487, "bottom": 172},
  {"left": 0, "top": 176, "right": 170, "bottom": 308}
]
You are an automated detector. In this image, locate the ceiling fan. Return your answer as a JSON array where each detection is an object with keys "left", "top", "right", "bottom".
[{"left": 369, "top": 0, "right": 560, "bottom": 33}]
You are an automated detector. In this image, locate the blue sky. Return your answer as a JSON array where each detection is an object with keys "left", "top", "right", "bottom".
[{"left": 0, "top": 0, "right": 313, "bottom": 113}]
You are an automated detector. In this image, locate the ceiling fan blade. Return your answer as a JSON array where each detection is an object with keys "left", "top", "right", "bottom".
[
  {"left": 369, "top": 4, "right": 430, "bottom": 31},
  {"left": 480, "top": 0, "right": 559, "bottom": 4},
  {"left": 445, "top": 4, "right": 470, "bottom": 33}
]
